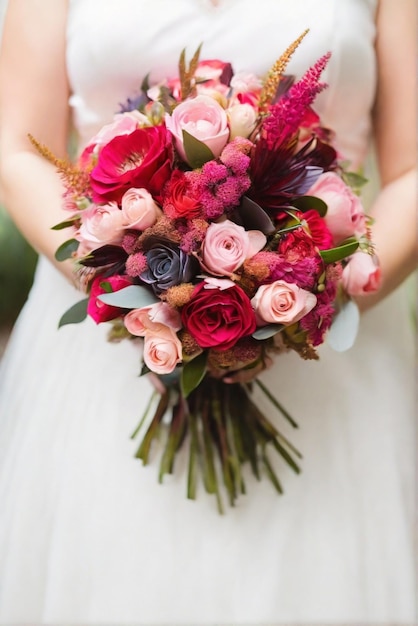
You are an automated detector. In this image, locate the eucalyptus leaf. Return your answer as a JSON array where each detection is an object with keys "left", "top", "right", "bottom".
[
  {"left": 51, "top": 217, "right": 79, "bottom": 231},
  {"left": 180, "top": 351, "right": 208, "bottom": 398},
  {"left": 291, "top": 195, "right": 328, "bottom": 217},
  {"left": 252, "top": 324, "right": 284, "bottom": 340},
  {"left": 97, "top": 285, "right": 158, "bottom": 309},
  {"left": 182, "top": 130, "right": 215, "bottom": 168},
  {"left": 327, "top": 298, "right": 360, "bottom": 352},
  {"left": 55, "top": 238, "right": 79, "bottom": 262},
  {"left": 320, "top": 239, "right": 359, "bottom": 264},
  {"left": 58, "top": 297, "right": 89, "bottom": 328},
  {"left": 342, "top": 171, "right": 368, "bottom": 191}
]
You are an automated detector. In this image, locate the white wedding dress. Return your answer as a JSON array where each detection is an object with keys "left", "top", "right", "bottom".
[{"left": 0, "top": 0, "right": 416, "bottom": 623}]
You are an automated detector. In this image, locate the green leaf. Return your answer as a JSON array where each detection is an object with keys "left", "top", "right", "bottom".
[
  {"left": 97, "top": 285, "right": 158, "bottom": 309},
  {"left": 320, "top": 239, "right": 359, "bottom": 264},
  {"left": 58, "top": 297, "right": 89, "bottom": 328},
  {"left": 291, "top": 195, "right": 328, "bottom": 217},
  {"left": 99, "top": 281, "right": 113, "bottom": 293},
  {"left": 55, "top": 238, "right": 79, "bottom": 262},
  {"left": 51, "top": 217, "right": 79, "bottom": 231},
  {"left": 180, "top": 351, "right": 208, "bottom": 398},
  {"left": 252, "top": 324, "right": 284, "bottom": 340},
  {"left": 182, "top": 130, "right": 215, "bottom": 168},
  {"left": 342, "top": 171, "right": 368, "bottom": 191}
]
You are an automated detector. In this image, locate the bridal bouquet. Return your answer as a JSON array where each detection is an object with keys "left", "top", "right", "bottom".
[{"left": 32, "top": 32, "right": 380, "bottom": 512}]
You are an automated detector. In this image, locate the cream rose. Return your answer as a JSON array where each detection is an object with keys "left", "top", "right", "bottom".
[
  {"left": 251, "top": 280, "right": 317, "bottom": 326},
  {"left": 227, "top": 103, "right": 257, "bottom": 139},
  {"left": 121, "top": 187, "right": 162, "bottom": 230},
  {"left": 165, "top": 95, "right": 229, "bottom": 164},
  {"left": 307, "top": 172, "right": 367, "bottom": 244},
  {"left": 201, "top": 219, "right": 266, "bottom": 276}
]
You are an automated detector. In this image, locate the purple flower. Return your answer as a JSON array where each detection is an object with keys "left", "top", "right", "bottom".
[{"left": 140, "top": 239, "right": 199, "bottom": 295}]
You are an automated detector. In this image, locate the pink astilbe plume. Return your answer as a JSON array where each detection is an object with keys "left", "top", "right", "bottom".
[{"left": 262, "top": 52, "right": 331, "bottom": 150}]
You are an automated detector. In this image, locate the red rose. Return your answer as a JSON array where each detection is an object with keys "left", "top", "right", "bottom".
[
  {"left": 278, "top": 227, "right": 317, "bottom": 262},
  {"left": 163, "top": 170, "right": 202, "bottom": 220},
  {"left": 90, "top": 125, "right": 173, "bottom": 204},
  {"left": 87, "top": 275, "right": 131, "bottom": 324},
  {"left": 181, "top": 279, "right": 256, "bottom": 351},
  {"left": 302, "top": 209, "right": 334, "bottom": 250}
]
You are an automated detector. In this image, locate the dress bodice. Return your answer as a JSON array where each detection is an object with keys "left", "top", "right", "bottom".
[{"left": 67, "top": 0, "right": 378, "bottom": 169}]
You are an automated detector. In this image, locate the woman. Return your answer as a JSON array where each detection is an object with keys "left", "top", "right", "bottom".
[{"left": 0, "top": 0, "right": 416, "bottom": 623}]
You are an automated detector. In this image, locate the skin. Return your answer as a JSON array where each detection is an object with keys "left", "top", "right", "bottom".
[{"left": 0, "top": 0, "right": 416, "bottom": 384}]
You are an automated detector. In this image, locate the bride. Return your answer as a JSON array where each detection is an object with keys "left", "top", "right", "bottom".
[{"left": 0, "top": 0, "right": 416, "bottom": 623}]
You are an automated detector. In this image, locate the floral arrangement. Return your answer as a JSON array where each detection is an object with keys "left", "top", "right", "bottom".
[{"left": 31, "top": 32, "right": 380, "bottom": 512}]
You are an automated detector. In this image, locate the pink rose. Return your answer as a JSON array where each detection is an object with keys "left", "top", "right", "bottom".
[
  {"left": 121, "top": 188, "right": 162, "bottom": 230},
  {"left": 196, "top": 59, "right": 233, "bottom": 85},
  {"left": 251, "top": 280, "right": 317, "bottom": 326},
  {"left": 77, "top": 202, "right": 124, "bottom": 247},
  {"left": 87, "top": 275, "right": 132, "bottom": 324},
  {"left": 85, "top": 112, "right": 147, "bottom": 152},
  {"left": 307, "top": 172, "right": 367, "bottom": 244},
  {"left": 342, "top": 252, "right": 381, "bottom": 296},
  {"left": 201, "top": 219, "right": 266, "bottom": 276},
  {"left": 165, "top": 95, "right": 229, "bottom": 163},
  {"left": 230, "top": 71, "right": 263, "bottom": 95},
  {"left": 227, "top": 103, "right": 257, "bottom": 140},
  {"left": 143, "top": 326, "right": 183, "bottom": 375},
  {"left": 124, "top": 302, "right": 182, "bottom": 337}
]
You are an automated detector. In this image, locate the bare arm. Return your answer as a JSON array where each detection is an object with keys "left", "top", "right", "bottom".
[
  {"left": 358, "top": 0, "right": 417, "bottom": 310},
  {"left": 0, "top": 0, "right": 74, "bottom": 281}
]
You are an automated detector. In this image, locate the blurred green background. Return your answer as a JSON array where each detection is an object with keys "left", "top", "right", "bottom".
[{"left": 0, "top": 206, "right": 38, "bottom": 349}]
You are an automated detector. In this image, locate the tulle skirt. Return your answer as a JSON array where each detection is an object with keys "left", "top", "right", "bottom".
[{"left": 0, "top": 257, "right": 415, "bottom": 624}]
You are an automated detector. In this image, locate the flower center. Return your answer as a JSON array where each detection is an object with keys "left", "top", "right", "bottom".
[{"left": 119, "top": 151, "right": 144, "bottom": 174}]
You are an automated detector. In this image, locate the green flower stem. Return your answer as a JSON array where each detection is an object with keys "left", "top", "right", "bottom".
[
  {"left": 159, "top": 398, "right": 187, "bottom": 483},
  {"left": 135, "top": 391, "right": 169, "bottom": 464},
  {"left": 130, "top": 390, "right": 158, "bottom": 440},
  {"left": 211, "top": 387, "right": 236, "bottom": 507},
  {"left": 254, "top": 379, "right": 299, "bottom": 428},
  {"left": 187, "top": 411, "right": 199, "bottom": 501}
]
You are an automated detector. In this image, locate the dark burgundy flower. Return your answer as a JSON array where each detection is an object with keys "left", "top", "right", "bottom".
[
  {"left": 90, "top": 125, "right": 173, "bottom": 204},
  {"left": 140, "top": 239, "right": 199, "bottom": 295}
]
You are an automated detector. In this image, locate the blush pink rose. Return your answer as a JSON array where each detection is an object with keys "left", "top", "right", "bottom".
[
  {"left": 165, "top": 95, "right": 229, "bottom": 163},
  {"left": 124, "top": 302, "right": 182, "bottom": 337},
  {"left": 201, "top": 219, "right": 266, "bottom": 276},
  {"left": 85, "top": 112, "right": 148, "bottom": 153},
  {"left": 143, "top": 326, "right": 183, "bottom": 375},
  {"left": 121, "top": 187, "right": 162, "bottom": 230},
  {"left": 342, "top": 252, "right": 382, "bottom": 296},
  {"left": 227, "top": 103, "right": 257, "bottom": 140},
  {"left": 307, "top": 172, "right": 367, "bottom": 244},
  {"left": 251, "top": 280, "right": 317, "bottom": 326},
  {"left": 77, "top": 202, "right": 124, "bottom": 246}
]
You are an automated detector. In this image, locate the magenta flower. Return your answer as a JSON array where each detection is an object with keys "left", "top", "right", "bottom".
[{"left": 90, "top": 125, "right": 173, "bottom": 204}]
